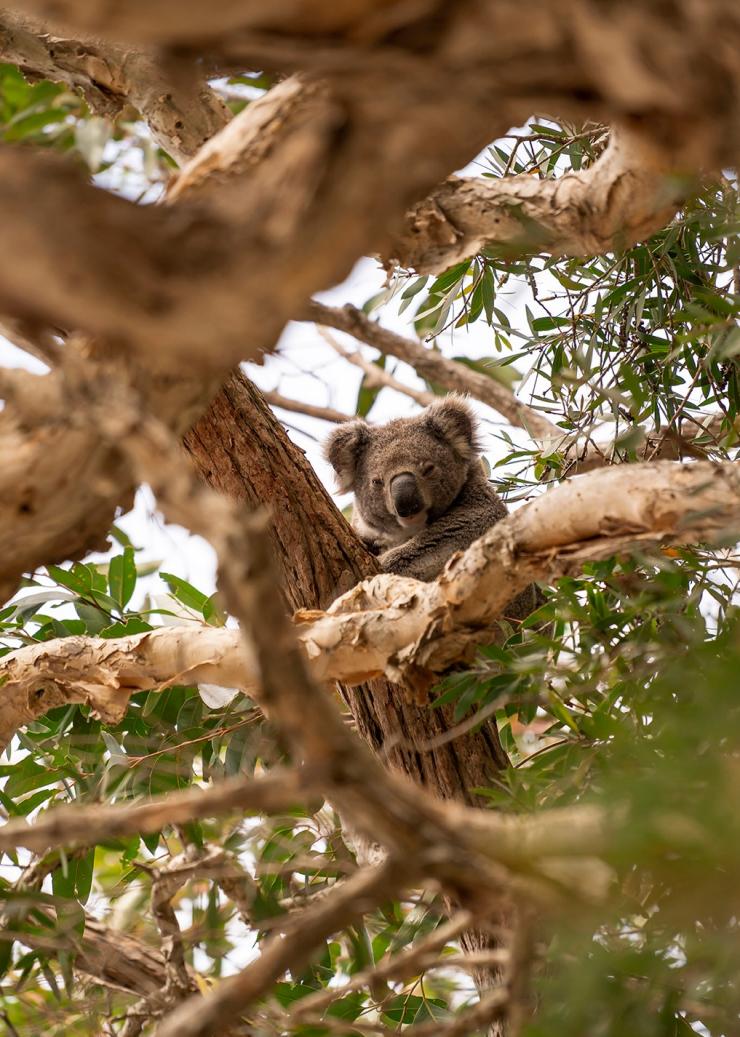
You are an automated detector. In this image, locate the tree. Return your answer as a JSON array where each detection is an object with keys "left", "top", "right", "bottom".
[{"left": 0, "top": 3, "right": 739, "bottom": 1036}]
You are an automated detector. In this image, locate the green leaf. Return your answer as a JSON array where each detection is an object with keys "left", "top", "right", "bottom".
[
  {"left": 46, "top": 564, "right": 92, "bottom": 596},
  {"left": 355, "top": 355, "right": 386, "bottom": 418},
  {"left": 160, "top": 572, "right": 209, "bottom": 612},
  {"left": 203, "top": 595, "right": 226, "bottom": 627},
  {"left": 75, "top": 848, "right": 94, "bottom": 904},
  {"left": 108, "top": 547, "right": 136, "bottom": 609}
]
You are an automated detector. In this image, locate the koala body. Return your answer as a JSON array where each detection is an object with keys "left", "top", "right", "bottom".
[{"left": 325, "top": 395, "right": 509, "bottom": 582}]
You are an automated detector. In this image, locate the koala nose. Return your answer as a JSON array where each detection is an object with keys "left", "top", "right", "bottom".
[{"left": 390, "top": 472, "right": 424, "bottom": 518}]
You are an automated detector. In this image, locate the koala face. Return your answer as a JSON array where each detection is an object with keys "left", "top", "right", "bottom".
[{"left": 324, "top": 395, "right": 481, "bottom": 548}]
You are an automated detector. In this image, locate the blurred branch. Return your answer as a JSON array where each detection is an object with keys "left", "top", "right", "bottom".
[
  {"left": 0, "top": 768, "right": 310, "bottom": 852},
  {"left": 0, "top": 9, "right": 229, "bottom": 164}
]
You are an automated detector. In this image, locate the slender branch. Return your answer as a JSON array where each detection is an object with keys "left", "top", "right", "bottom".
[
  {"left": 290, "top": 911, "right": 477, "bottom": 1018},
  {"left": 319, "top": 326, "right": 437, "bottom": 408},
  {"left": 263, "top": 388, "right": 349, "bottom": 424},
  {"left": 304, "top": 301, "right": 559, "bottom": 442}
]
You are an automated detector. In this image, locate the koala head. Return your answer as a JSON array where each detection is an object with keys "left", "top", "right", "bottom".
[{"left": 324, "top": 395, "right": 482, "bottom": 545}]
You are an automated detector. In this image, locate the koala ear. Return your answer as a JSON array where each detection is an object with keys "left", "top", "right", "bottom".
[
  {"left": 424, "top": 394, "right": 480, "bottom": 460},
  {"left": 324, "top": 420, "right": 371, "bottom": 492}
]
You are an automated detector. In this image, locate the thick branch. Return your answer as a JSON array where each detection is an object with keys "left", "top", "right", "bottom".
[
  {"left": 391, "top": 128, "right": 691, "bottom": 273},
  {"left": 6, "top": 0, "right": 390, "bottom": 44},
  {"left": 0, "top": 62, "right": 512, "bottom": 366},
  {"left": 3, "top": 459, "right": 739, "bottom": 749},
  {"left": 0, "top": 10, "right": 229, "bottom": 162}
]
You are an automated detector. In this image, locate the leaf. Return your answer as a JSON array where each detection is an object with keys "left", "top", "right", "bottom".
[
  {"left": 47, "top": 564, "right": 92, "bottom": 596},
  {"left": 108, "top": 547, "right": 137, "bottom": 609},
  {"left": 160, "top": 572, "right": 209, "bottom": 613},
  {"left": 429, "top": 260, "right": 471, "bottom": 293},
  {"left": 451, "top": 355, "right": 521, "bottom": 388},
  {"left": 100, "top": 617, "right": 152, "bottom": 638},
  {"left": 52, "top": 855, "right": 76, "bottom": 900},
  {"left": 203, "top": 594, "right": 226, "bottom": 627},
  {"left": 355, "top": 355, "right": 386, "bottom": 418},
  {"left": 398, "top": 275, "right": 429, "bottom": 315},
  {"left": 101, "top": 731, "right": 127, "bottom": 766},
  {"left": 75, "top": 848, "right": 94, "bottom": 904},
  {"left": 109, "top": 524, "right": 140, "bottom": 550}
]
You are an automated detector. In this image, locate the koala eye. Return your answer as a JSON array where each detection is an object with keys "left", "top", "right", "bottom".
[
  {"left": 371, "top": 477, "right": 383, "bottom": 487},
  {"left": 421, "top": 462, "right": 436, "bottom": 476}
]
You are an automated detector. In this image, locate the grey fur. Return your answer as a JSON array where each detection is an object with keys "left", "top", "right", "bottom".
[{"left": 325, "top": 395, "right": 509, "bottom": 581}]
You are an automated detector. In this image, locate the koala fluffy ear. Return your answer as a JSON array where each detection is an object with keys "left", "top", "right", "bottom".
[
  {"left": 424, "top": 394, "right": 480, "bottom": 460},
  {"left": 324, "top": 420, "right": 371, "bottom": 492}
]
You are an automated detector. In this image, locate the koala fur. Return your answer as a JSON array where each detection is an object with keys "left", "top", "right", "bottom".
[{"left": 324, "top": 395, "right": 510, "bottom": 583}]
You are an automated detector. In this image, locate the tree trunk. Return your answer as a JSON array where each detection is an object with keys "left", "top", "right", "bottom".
[{"left": 183, "top": 370, "right": 510, "bottom": 802}]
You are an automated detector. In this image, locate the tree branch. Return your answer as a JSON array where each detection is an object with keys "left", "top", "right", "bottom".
[
  {"left": 4, "top": 459, "right": 739, "bottom": 748},
  {"left": 319, "top": 326, "right": 437, "bottom": 409},
  {"left": 0, "top": 10, "right": 229, "bottom": 163},
  {"left": 391, "top": 127, "right": 691, "bottom": 273},
  {"left": 263, "top": 388, "right": 349, "bottom": 424},
  {"left": 305, "top": 301, "right": 559, "bottom": 442},
  {"left": 0, "top": 768, "right": 310, "bottom": 854}
]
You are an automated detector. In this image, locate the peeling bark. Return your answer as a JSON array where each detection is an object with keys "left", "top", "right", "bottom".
[
  {"left": 391, "top": 127, "right": 692, "bottom": 274},
  {"left": 0, "top": 10, "right": 229, "bottom": 163},
  {"left": 4, "top": 458, "right": 739, "bottom": 753}
]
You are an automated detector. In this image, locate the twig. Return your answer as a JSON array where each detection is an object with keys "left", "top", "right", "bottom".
[
  {"left": 263, "top": 388, "right": 349, "bottom": 424},
  {"left": 291, "top": 911, "right": 478, "bottom": 1018}
]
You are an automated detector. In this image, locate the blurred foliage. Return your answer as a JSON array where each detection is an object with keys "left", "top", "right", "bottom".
[{"left": 1, "top": 61, "right": 740, "bottom": 1037}]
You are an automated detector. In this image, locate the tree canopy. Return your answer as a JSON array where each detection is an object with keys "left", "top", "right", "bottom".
[{"left": 0, "top": 3, "right": 739, "bottom": 1036}]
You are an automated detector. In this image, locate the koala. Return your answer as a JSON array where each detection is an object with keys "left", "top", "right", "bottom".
[{"left": 324, "top": 394, "right": 510, "bottom": 583}]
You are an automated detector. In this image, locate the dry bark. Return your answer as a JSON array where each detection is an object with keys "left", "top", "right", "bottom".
[
  {"left": 391, "top": 127, "right": 691, "bottom": 273},
  {"left": 0, "top": 10, "right": 229, "bottom": 163},
  {"left": 5, "top": 456, "right": 739, "bottom": 753}
]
